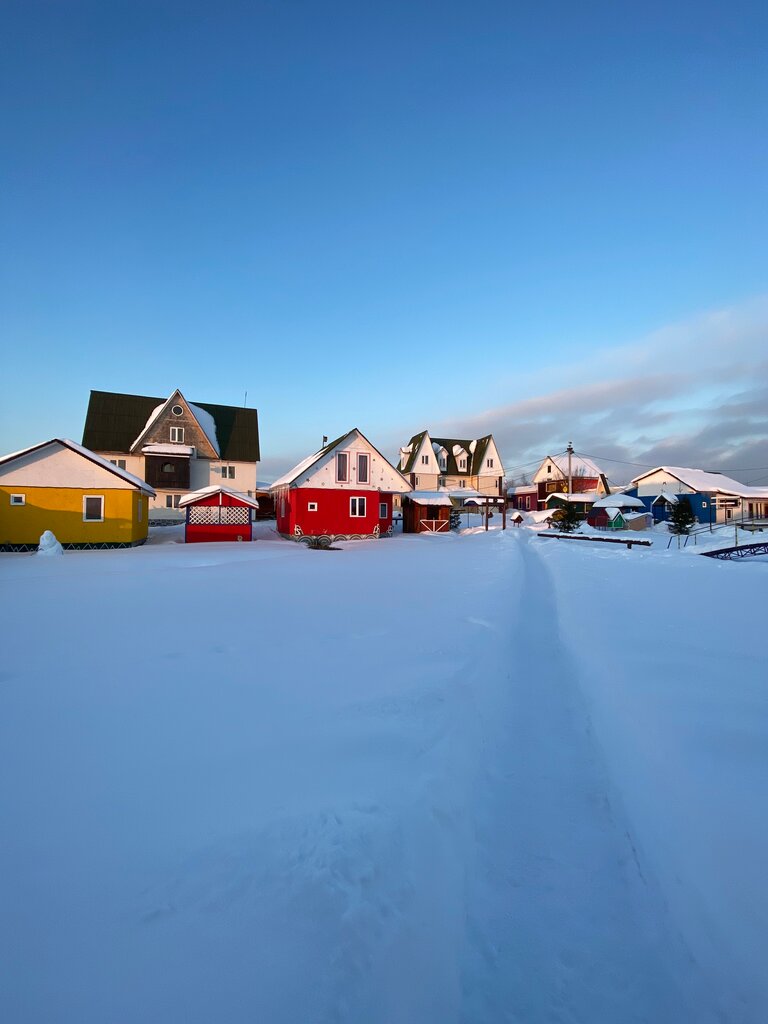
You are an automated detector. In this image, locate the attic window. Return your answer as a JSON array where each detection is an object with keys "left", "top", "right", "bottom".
[
  {"left": 459, "top": 459, "right": 466, "bottom": 470},
  {"left": 170, "top": 426, "right": 184, "bottom": 443},
  {"left": 547, "top": 464, "right": 552, "bottom": 474},
  {"left": 172, "top": 405, "right": 184, "bottom": 416}
]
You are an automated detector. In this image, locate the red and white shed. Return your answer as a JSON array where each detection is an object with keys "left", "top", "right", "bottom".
[
  {"left": 270, "top": 429, "right": 411, "bottom": 543},
  {"left": 178, "top": 485, "right": 260, "bottom": 543}
]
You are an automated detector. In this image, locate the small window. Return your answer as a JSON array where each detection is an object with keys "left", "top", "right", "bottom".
[
  {"left": 459, "top": 479, "right": 466, "bottom": 488},
  {"left": 702, "top": 501, "right": 707, "bottom": 508},
  {"left": 487, "top": 458, "right": 494, "bottom": 468},
  {"left": 222, "top": 465, "right": 235, "bottom": 479},
  {"left": 421, "top": 454, "right": 429, "bottom": 465},
  {"left": 308, "top": 502, "right": 318, "bottom": 512},
  {"left": 415, "top": 476, "right": 420, "bottom": 486},
  {"left": 10, "top": 493, "right": 25, "bottom": 506},
  {"left": 165, "top": 494, "right": 181, "bottom": 509},
  {"left": 336, "top": 452, "right": 349, "bottom": 482},
  {"left": 83, "top": 495, "right": 104, "bottom": 522},
  {"left": 459, "top": 459, "right": 466, "bottom": 470},
  {"left": 170, "top": 426, "right": 185, "bottom": 443},
  {"left": 379, "top": 502, "right": 387, "bottom": 518},
  {"left": 162, "top": 462, "right": 174, "bottom": 473},
  {"left": 172, "top": 405, "right": 184, "bottom": 416},
  {"left": 357, "top": 453, "right": 369, "bottom": 483},
  {"left": 547, "top": 464, "right": 552, "bottom": 474},
  {"left": 350, "top": 496, "right": 366, "bottom": 517},
  {"left": 109, "top": 458, "right": 127, "bottom": 470}
]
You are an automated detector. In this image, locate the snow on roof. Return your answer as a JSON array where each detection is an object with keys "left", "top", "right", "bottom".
[
  {"left": 624, "top": 511, "right": 650, "bottom": 521},
  {"left": 593, "top": 493, "right": 645, "bottom": 509},
  {"left": 548, "top": 453, "right": 602, "bottom": 477},
  {"left": 508, "top": 484, "right": 537, "bottom": 494},
  {"left": 178, "top": 485, "right": 259, "bottom": 509},
  {"left": 545, "top": 490, "right": 599, "bottom": 504},
  {"left": 527, "top": 508, "right": 554, "bottom": 523},
  {"left": 399, "top": 444, "right": 413, "bottom": 454},
  {"left": 452, "top": 444, "right": 465, "bottom": 456},
  {"left": 188, "top": 402, "right": 219, "bottom": 457},
  {"left": 632, "top": 465, "right": 762, "bottom": 498},
  {"left": 469, "top": 440, "right": 477, "bottom": 453},
  {"left": 0, "top": 438, "right": 156, "bottom": 496},
  {"left": 269, "top": 441, "right": 343, "bottom": 490},
  {"left": 142, "top": 443, "right": 195, "bottom": 457},
  {"left": 407, "top": 491, "right": 453, "bottom": 506},
  {"left": 604, "top": 508, "right": 622, "bottom": 519},
  {"left": 137, "top": 403, "right": 165, "bottom": 442}
]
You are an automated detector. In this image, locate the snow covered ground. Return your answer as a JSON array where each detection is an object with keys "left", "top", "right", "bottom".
[{"left": 1, "top": 523, "right": 766, "bottom": 1022}]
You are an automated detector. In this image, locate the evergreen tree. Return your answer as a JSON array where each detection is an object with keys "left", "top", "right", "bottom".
[
  {"left": 668, "top": 497, "right": 696, "bottom": 535},
  {"left": 450, "top": 506, "right": 461, "bottom": 530},
  {"left": 555, "top": 501, "right": 581, "bottom": 533}
]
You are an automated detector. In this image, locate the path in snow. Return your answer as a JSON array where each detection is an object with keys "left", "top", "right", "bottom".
[{"left": 457, "top": 530, "right": 717, "bottom": 1023}]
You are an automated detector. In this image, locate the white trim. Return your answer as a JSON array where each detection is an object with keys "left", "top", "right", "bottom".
[
  {"left": 308, "top": 501, "right": 318, "bottom": 511},
  {"left": 10, "top": 493, "right": 25, "bottom": 506},
  {"left": 83, "top": 495, "right": 104, "bottom": 522},
  {"left": 170, "top": 426, "right": 185, "bottom": 443},
  {"left": 350, "top": 495, "right": 367, "bottom": 517}
]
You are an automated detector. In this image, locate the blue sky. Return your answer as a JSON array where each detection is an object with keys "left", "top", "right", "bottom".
[{"left": 2, "top": 1, "right": 767, "bottom": 481}]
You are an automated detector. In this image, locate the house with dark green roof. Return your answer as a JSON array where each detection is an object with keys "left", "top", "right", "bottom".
[
  {"left": 398, "top": 430, "right": 505, "bottom": 499},
  {"left": 82, "top": 388, "right": 260, "bottom": 522}
]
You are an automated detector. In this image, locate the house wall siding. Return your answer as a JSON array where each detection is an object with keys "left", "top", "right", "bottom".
[
  {"left": 276, "top": 487, "right": 392, "bottom": 538},
  {"left": 0, "top": 486, "right": 147, "bottom": 547}
]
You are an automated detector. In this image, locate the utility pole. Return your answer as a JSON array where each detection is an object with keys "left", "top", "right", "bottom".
[{"left": 567, "top": 440, "right": 574, "bottom": 497}]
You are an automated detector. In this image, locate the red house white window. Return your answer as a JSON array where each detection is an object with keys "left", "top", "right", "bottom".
[
  {"left": 336, "top": 452, "right": 349, "bottom": 481},
  {"left": 350, "top": 496, "right": 366, "bottom": 517}
]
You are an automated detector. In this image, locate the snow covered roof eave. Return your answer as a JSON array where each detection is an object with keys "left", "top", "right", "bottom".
[{"left": 0, "top": 438, "right": 156, "bottom": 496}]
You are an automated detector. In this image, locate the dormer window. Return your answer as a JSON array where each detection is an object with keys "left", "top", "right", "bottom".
[
  {"left": 459, "top": 458, "right": 466, "bottom": 470},
  {"left": 170, "top": 426, "right": 185, "bottom": 443},
  {"left": 172, "top": 405, "right": 184, "bottom": 416}
]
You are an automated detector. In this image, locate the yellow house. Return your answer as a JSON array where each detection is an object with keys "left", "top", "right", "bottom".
[{"left": 0, "top": 438, "right": 156, "bottom": 551}]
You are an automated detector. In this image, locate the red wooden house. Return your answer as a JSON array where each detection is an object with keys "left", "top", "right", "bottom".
[
  {"left": 270, "top": 429, "right": 411, "bottom": 543},
  {"left": 178, "top": 485, "right": 260, "bottom": 543}
]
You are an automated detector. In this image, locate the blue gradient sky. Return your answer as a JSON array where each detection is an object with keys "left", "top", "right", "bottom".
[{"left": 2, "top": 1, "right": 767, "bottom": 480}]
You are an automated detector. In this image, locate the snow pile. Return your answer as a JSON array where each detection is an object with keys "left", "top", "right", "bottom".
[{"left": 36, "top": 530, "right": 63, "bottom": 556}]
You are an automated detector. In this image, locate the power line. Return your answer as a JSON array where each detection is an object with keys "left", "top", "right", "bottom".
[{"left": 576, "top": 450, "right": 768, "bottom": 475}]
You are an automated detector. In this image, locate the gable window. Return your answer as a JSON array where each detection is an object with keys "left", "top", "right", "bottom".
[
  {"left": 170, "top": 426, "right": 185, "bottom": 443},
  {"left": 336, "top": 452, "right": 349, "bottom": 482},
  {"left": 222, "top": 465, "right": 235, "bottom": 479},
  {"left": 83, "top": 495, "right": 104, "bottom": 522},
  {"left": 110, "top": 458, "right": 127, "bottom": 470},
  {"left": 308, "top": 501, "right": 318, "bottom": 511},
  {"left": 547, "top": 464, "right": 552, "bottom": 474},
  {"left": 459, "top": 458, "right": 466, "bottom": 470},
  {"left": 421, "top": 454, "right": 429, "bottom": 465},
  {"left": 357, "top": 453, "right": 369, "bottom": 484},
  {"left": 379, "top": 502, "right": 387, "bottom": 518},
  {"left": 487, "top": 458, "right": 494, "bottom": 468},
  {"left": 350, "top": 496, "right": 366, "bottom": 517},
  {"left": 172, "top": 405, "right": 184, "bottom": 416},
  {"left": 10, "top": 493, "right": 25, "bottom": 506}
]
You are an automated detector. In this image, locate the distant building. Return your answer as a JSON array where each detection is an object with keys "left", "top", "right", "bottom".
[
  {"left": 628, "top": 466, "right": 768, "bottom": 524},
  {"left": 531, "top": 453, "right": 606, "bottom": 511},
  {"left": 0, "top": 438, "right": 155, "bottom": 551},
  {"left": 82, "top": 389, "right": 260, "bottom": 522},
  {"left": 398, "top": 430, "right": 505, "bottom": 498},
  {"left": 271, "top": 429, "right": 411, "bottom": 542}
]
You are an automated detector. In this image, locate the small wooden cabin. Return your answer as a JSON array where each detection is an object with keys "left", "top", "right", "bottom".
[
  {"left": 402, "top": 492, "right": 452, "bottom": 533},
  {"left": 179, "top": 486, "right": 259, "bottom": 543}
]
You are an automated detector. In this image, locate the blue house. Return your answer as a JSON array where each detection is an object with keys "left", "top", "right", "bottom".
[{"left": 628, "top": 466, "right": 768, "bottom": 525}]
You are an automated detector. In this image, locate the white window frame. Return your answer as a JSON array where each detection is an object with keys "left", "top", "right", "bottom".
[
  {"left": 222, "top": 465, "right": 235, "bottom": 479},
  {"left": 379, "top": 502, "right": 387, "bottom": 519},
  {"left": 83, "top": 495, "right": 104, "bottom": 522},
  {"left": 165, "top": 494, "right": 181, "bottom": 509},
  {"left": 350, "top": 496, "right": 366, "bottom": 517},
  {"left": 170, "top": 426, "right": 185, "bottom": 443},
  {"left": 10, "top": 493, "right": 25, "bottom": 506},
  {"left": 308, "top": 501, "right": 318, "bottom": 512},
  {"left": 336, "top": 452, "right": 349, "bottom": 482},
  {"left": 357, "top": 453, "right": 369, "bottom": 483}
]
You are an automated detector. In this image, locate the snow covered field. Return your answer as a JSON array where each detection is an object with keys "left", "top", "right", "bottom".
[{"left": 1, "top": 524, "right": 766, "bottom": 1022}]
